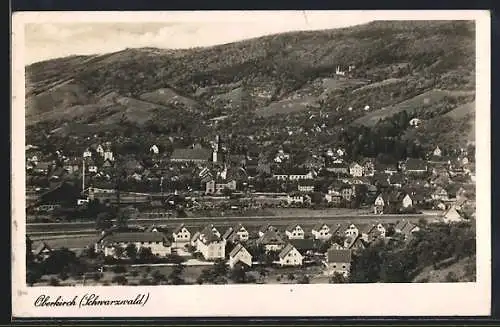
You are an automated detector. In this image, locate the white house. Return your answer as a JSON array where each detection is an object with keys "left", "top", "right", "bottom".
[
  {"left": 104, "top": 149, "right": 114, "bottom": 162},
  {"left": 285, "top": 224, "right": 305, "bottom": 240},
  {"left": 343, "top": 224, "right": 359, "bottom": 238},
  {"left": 349, "top": 162, "right": 364, "bottom": 177},
  {"left": 312, "top": 223, "right": 331, "bottom": 240},
  {"left": 278, "top": 244, "right": 303, "bottom": 266},
  {"left": 324, "top": 248, "right": 352, "bottom": 277},
  {"left": 286, "top": 194, "right": 310, "bottom": 205},
  {"left": 150, "top": 144, "right": 160, "bottom": 155},
  {"left": 402, "top": 194, "right": 413, "bottom": 208},
  {"left": 96, "top": 144, "right": 104, "bottom": 156},
  {"left": 257, "top": 229, "right": 286, "bottom": 252},
  {"left": 172, "top": 224, "right": 191, "bottom": 245},
  {"left": 223, "top": 224, "right": 249, "bottom": 243},
  {"left": 433, "top": 146, "right": 442, "bottom": 157},
  {"left": 229, "top": 244, "right": 253, "bottom": 268},
  {"left": 196, "top": 226, "right": 226, "bottom": 260},
  {"left": 88, "top": 165, "right": 98, "bottom": 173},
  {"left": 96, "top": 232, "right": 172, "bottom": 258},
  {"left": 443, "top": 205, "right": 463, "bottom": 223}
]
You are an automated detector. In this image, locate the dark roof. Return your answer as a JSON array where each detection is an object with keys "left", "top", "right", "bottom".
[
  {"left": 101, "top": 232, "right": 168, "bottom": 245},
  {"left": 406, "top": 158, "right": 427, "bottom": 171},
  {"left": 327, "top": 248, "right": 352, "bottom": 263},
  {"left": 401, "top": 222, "right": 418, "bottom": 235},
  {"left": 289, "top": 239, "right": 320, "bottom": 251},
  {"left": 389, "top": 173, "right": 405, "bottom": 184},
  {"left": 279, "top": 243, "right": 298, "bottom": 259},
  {"left": 258, "top": 230, "right": 285, "bottom": 245},
  {"left": 171, "top": 148, "right": 211, "bottom": 161},
  {"left": 222, "top": 227, "right": 234, "bottom": 240},
  {"left": 327, "top": 162, "right": 349, "bottom": 169},
  {"left": 312, "top": 223, "right": 329, "bottom": 231},
  {"left": 34, "top": 242, "right": 52, "bottom": 256},
  {"left": 229, "top": 243, "right": 251, "bottom": 257},
  {"left": 298, "top": 180, "right": 316, "bottom": 186},
  {"left": 394, "top": 220, "right": 409, "bottom": 231},
  {"left": 286, "top": 224, "right": 302, "bottom": 232},
  {"left": 172, "top": 223, "right": 188, "bottom": 235}
]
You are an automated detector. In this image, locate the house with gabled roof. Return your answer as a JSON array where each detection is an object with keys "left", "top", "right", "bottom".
[
  {"left": 33, "top": 241, "right": 53, "bottom": 261},
  {"left": 404, "top": 158, "right": 428, "bottom": 174},
  {"left": 278, "top": 243, "right": 303, "bottom": 266},
  {"left": 170, "top": 145, "right": 212, "bottom": 163},
  {"left": 344, "top": 235, "right": 366, "bottom": 252},
  {"left": 342, "top": 223, "right": 359, "bottom": 238},
  {"left": 196, "top": 225, "right": 226, "bottom": 260},
  {"left": 311, "top": 223, "right": 331, "bottom": 240},
  {"left": 229, "top": 244, "right": 253, "bottom": 268},
  {"left": 349, "top": 162, "right": 364, "bottom": 177},
  {"left": 285, "top": 224, "right": 305, "bottom": 240},
  {"left": 443, "top": 205, "right": 464, "bottom": 223},
  {"left": 222, "top": 224, "right": 249, "bottom": 243},
  {"left": 258, "top": 224, "right": 277, "bottom": 238},
  {"left": 257, "top": 229, "right": 286, "bottom": 252},
  {"left": 324, "top": 248, "right": 352, "bottom": 277},
  {"left": 172, "top": 224, "right": 191, "bottom": 245},
  {"left": 289, "top": 238, "right": 321, "bottom": 255}
]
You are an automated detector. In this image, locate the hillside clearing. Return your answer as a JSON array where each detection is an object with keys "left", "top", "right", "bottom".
[{"left": 353, "top": 89, "right": 467, "bottom": 126}]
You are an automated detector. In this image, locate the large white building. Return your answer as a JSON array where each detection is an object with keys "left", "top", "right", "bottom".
[{"left": 95, "top": 232, "right": 172, "bottom": 258}]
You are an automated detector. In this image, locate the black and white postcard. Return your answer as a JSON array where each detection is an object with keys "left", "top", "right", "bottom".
[{"left": 11, "top": 10, "right": 491, "bottom": 317}]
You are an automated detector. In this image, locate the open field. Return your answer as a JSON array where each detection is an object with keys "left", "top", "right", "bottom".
[
  {"left": 353, "top": 89, "right": 474, "bottom": 127},
  {"left": 31, "top": 234, "right": 100, "bottom": 250}
]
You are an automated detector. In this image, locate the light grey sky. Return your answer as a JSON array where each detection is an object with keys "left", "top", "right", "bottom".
[{"left": 24, "top": 11, "right": 374, "bottom": 64}]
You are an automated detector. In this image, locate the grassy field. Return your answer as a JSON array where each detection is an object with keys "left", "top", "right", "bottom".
[
  {"left": 255, "top": 95, "right": 318, "bottom": 117},
  {"left": 31, "top": 234, "right": 100, "bottom": 250},
  {"left": 353, "top": 89, "right": 461, "bottom": 126}
]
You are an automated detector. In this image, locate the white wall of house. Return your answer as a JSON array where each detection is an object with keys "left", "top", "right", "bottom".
[
  {"left": 197, "top": 239, "right": 226, "bottom": 260},
  {"left": 324, "top": 262, "right": 351, "bottom": 277},
  {"left": 286, "top": 226, "right": 305, "bottom": 240},
  {"left": 173, "top": 228, "right": 191, "bottom": 245},
  {"left": 402, "top": 194, "right": 413, "bottom": 208},
  {"left": 229, "top": 248, "right": 252, "bottom": 268},
  {"left": 312, "top": 226, "right": 331, "bottom": 240},
  {"left": 279, "top": 248, "right": 303, "bottom": 266},
  {"left": 103, "top": 241, "right": 171, "bottom": 258}
]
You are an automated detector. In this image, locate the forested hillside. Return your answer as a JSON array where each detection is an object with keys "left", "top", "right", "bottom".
[{"left": 25, "top": 20, "right": 475, "bottom": 158}]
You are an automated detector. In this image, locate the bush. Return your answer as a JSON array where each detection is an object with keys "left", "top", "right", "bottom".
[
  {"left": 112, "top": 265, "right": 127, "bottom": 274},
  {"left": 445, "top": 271, "right": 459, "bottom": 283},
  {"left": 58, "top": 271, "right": 69, "bottom": 281},
  {"left": 49, "top": 277, "right": 60, "bottom": 286},
  {"left": 112, "top": 275, "right": 128, "bottom": 285}
]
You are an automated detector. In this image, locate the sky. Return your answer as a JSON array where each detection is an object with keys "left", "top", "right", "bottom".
[{"left": 23, "top": 11, "right": 375, "bottom": 64}]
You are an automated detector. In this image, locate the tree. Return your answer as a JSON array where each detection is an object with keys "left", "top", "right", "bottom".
[
  {"left": 230, "top": 262, "right": 247, "bottom": 283},
  {"left": 138, "top": 247, "right": 154, "bottom": 261},
  {"left": 113, "top": 246, "right": 125, "bottom": 259},
  {"left": 49, "top": 277, "right": 60, "bottom": 286},
  {"left": 221, "top": 188, "right": 233, "bottom": 197},
  {"left": 168, "top": 263, "right": 185, "bottom": 285},
  {"left": 112, "top": 275, "right": 128, "bottom": 285},
  {"left": 329, "top": 272, "right": 348, "bottom": 284},
  {"left": 125, "top": 243, "right": 138, "bottom": 260}
]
